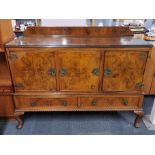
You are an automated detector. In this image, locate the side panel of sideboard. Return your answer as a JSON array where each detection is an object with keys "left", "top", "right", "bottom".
[
  {"left": 150, "top": 45, "right": 155, "bottom": 94},
  {"left": 142, "top": 47, "right": 155, "bottom": 94}
]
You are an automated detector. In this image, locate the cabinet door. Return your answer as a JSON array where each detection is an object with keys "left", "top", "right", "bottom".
[
  {"left": 58, "top": 48, "right": 101, "bottom": 91},
  {"left": 8, "top": 49, "right": 56, "bottom": 91},
  {"left": 103, "top": 50, "right": 148, "bottom": 91}
]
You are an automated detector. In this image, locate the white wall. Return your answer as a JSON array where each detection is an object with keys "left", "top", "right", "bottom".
[{"left": 41, "top": 19, "right": 87, "bottom": 26}]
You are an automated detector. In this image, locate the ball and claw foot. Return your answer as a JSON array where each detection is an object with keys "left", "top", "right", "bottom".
[
  {"left": 15, "top": 116, "right": 23, "bottom": 129},
  {"left": 134, "top": 118, "right": 141, "bottom": 128},
  {"left": 134, "top": 111, "right": 144, "bottom": 128}
]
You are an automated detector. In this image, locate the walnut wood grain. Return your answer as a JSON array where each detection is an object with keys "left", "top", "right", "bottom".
[
  {"left": 5, "top": 27, "right": 153, "bottom": 128},
  {"left": 57, "top": 48, "right": 101, "bottom": 91},
  {"left": 8, "top": 48, "right": 57, "bottom": 92},
  {"left": 80, "top": 95, "right": 141, "bottom": 110},
  {"left": 14, "top": 94, "right": 142, "bottom": 112},
  {"left": 103, "top": 50, "right": 149, "bottom": 92},
  {"left": 148, "top": 46, "right": 155, "bottom": 94},
  {"left": 23, "top": 26, "right": 133, "bottom": 37},
  {"left": 14, "top": 95, "right": 78, "bottom": 110},
  {"left": 150, "top": 75, "right": 155, "bottom": 93}
]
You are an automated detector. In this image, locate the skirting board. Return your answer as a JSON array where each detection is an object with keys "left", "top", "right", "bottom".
[{"left": 143, "top": 115, "right": 155, "bottom": 130}]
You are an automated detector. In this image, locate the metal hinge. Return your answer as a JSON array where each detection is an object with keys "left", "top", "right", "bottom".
[
  {"left": 135, "top": 82, "right": 144, "bottom": 89},
  {"left": 139, "top": 52, "right": 148, "bottom": 60}
]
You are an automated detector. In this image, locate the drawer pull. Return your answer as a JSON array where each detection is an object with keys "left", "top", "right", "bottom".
[
  {"left": 92, "top": 68, "right": 99, "bottom": 76},
  {"left": 30, "top": 101, "right": 37, "bottom": 107},
  {"left": 48, "top": 68, "right": 56, "bottom": 76},
  {"left": 122, "top": 99, "right": 128, "bottom": 106},
  {"left": 104, "top": 68, "right": 112, "bottom": 76},
  {"left": 91, "top": 100, "right": 96, "bottom": 106},
  {"left": 60, "top": 68, "right": 67, "bottom": 76},
  {"left": 63, "top": 101, "right": 68, "bottom": 106}
]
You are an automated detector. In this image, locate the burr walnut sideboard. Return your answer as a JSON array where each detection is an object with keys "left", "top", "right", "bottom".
[{"left": 4, "top": 27, "right": 153, "bottom": 129}]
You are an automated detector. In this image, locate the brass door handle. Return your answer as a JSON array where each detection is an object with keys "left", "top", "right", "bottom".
[
  {"left": 122, "top": 99, "right": 128, "bottom": 106},
  {"left": 60, "top": 68, "right": 67, "bottom": 76},
  {"left": 48, "top": 68, "right": 56, "bottom": 77},
  {"left": 92, "top": 68, "right": 99, "bottom": 76},
  {"left": 63, "top": 101, "right": 68, "bottom": 106},
  {"left": 91, "top": 100, "right": 97, "bottom": 106},
  {"left": 104, "top": 68, "right": 112, "bottom": 76}
]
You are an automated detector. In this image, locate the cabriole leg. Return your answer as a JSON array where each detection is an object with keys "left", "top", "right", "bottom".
[
  {"left": 15, "top": 113, "right": 24, "bottom": 129},
  {"left": 134, "top": 110, "right": 144, "bottom": 128}
]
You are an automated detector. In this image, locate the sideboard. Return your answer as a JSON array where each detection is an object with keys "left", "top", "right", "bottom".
[{"left": 3, "top": 26, "right": 153, "bottom": 129}]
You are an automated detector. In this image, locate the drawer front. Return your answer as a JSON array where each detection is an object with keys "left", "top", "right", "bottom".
[
  {"left": 14, "top": 96, "right": 78, "bottom": 111},
  {"left": 80, "top": 95, "right": 141, "bottom": 110}
]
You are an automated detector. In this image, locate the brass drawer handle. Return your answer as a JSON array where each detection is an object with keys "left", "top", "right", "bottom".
[
  {"left": 91, "top": 100, "right": 97, "bottom": 106},
  {"left": 48, "top": 68, "right": 56, "bottom": 77},
  {"left": 122, "top": 99, "right": 128, "bottom": 106},
  {"left": 63, "top": 101, "right": 68, "bottom": 106},
  {"left": 60, "top": 68, "right": 67, "bottom": 76},
  {"left": 92, "top": 68, "right": 99, "bottom": 76},
  {"left": 104, "top": 68, "right": 112, "bottom": 76},
  {"left": 30, "top": 101, "right": 37, "bottom": 107}
]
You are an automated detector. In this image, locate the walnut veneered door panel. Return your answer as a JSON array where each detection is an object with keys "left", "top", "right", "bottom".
[
  {"left": 58, "top": 48, "right": 102, "bottom": 91},
  {"left": 8, "top": 48, "right": 56, "bottom": 92},
  {"left": 80, "top": 95, "right": 141, "bottom": 110},
  {"left": 103, "top": 50, "right": 149, "bottom": 91},
  {"left": 14, "top": 96, "right": 78, "bottom": 111}
]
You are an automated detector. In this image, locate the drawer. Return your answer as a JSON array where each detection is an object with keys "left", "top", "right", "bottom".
[
  {"left": 80, "top": 95, "right": 141, "bottom": 110},
  {"left": 14, "top": 96, "right": 78, "bottom": 111}
]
